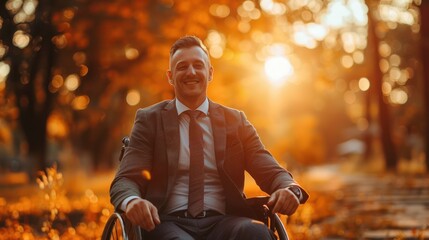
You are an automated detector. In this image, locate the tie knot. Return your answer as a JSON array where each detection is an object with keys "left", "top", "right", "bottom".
[{"left": 185, "top": 110, "right": 202, "bottom": 119}]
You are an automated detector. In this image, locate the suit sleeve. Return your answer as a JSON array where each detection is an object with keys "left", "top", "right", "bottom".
[
  {"left": 109, "top": 109, "right": 154, "bottom": 211},
  {"left": 239, "top": 111, "right": 309, "bottom": 203}
]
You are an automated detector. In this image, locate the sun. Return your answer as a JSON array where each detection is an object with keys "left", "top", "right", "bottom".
[{"left": 264, "top": 56, "right": 294, "bottom": 85}]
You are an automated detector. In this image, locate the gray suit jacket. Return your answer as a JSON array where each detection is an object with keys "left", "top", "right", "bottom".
[{"left": 110, "top": 99, "right": 308, "bottom": 218}]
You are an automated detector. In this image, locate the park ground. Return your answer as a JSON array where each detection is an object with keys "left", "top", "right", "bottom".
[{"left": 0, "top": 157, "right": 428, "bottom": 239}]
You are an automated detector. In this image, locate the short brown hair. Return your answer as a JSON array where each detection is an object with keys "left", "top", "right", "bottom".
[{"left": 170, "top": 36, "right": 209, "bottom": 58}]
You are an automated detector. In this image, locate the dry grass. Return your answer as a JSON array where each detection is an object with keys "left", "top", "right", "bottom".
[
  {"left": 0, "top": 166, "right": 113, "bottom": 239},
  {"left": 1, "top": 162, "right": 428, "bottom": 239}
]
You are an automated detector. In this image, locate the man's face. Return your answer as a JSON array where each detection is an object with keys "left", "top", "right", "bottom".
[{"left": 167, "top": 46, "right": 213, "bottom": 107}]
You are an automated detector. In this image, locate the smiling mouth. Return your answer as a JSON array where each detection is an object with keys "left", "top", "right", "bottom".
[{"left": 184, "top": 80, "right": 199, "bottom": 85}]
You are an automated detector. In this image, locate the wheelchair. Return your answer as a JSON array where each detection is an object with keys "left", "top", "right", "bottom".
[{"left": 102, "top": 137, "right": 289, "bottom": 240}]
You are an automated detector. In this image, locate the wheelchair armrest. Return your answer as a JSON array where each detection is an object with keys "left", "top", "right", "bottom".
[
  {"left": 245, "top": 196, "right": 270, "bottom": 207},
  {"left": 245, "top": 196, "right": 289, "bottom": 240},
  {"left": 245, "top": 196, "right": 270, "bottom": 225}
]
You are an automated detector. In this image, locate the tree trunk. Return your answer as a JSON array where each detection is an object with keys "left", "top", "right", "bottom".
[
  {"left": 367, "top": 4, "right": 398, "bottom": 171},
  {"left": 363, "top": 79, "right": 373, "bottom": 160},
  {"left": 26, "top": 0, "right": 55, "bottom": 172},
  {"left": 420, "top": 2, "right": 429, "bottom": 170},
  {"left": 2, "top": 0, "right": 56, "bottom": 173}
]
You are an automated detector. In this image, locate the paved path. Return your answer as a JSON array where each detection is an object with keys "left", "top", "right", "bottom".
[{"left": 301, "top": 165, "right": 429, "bottom": 239}]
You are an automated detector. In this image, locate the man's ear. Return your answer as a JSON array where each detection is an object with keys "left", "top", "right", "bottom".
[
  {"left": 209, "top": 67, "right": 214, "bottom": 81},
  {"left": 166, "top": 71, "right": 173, "bottom": 85}
]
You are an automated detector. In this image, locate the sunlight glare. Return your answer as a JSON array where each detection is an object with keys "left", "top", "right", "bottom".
[{"left": 264, "top": 56, "right": 293, "bottom": 85}]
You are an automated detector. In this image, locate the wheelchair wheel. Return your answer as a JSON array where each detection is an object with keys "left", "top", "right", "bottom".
[
  {"left": 271, "top": 213, "right": 289, "bottom": 240},
  {"left": 101, "top": 213, "right": 142, "bottom": 240}
]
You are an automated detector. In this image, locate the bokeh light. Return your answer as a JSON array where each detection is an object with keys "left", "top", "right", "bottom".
[
  {"left": 341, "top": 55, "right": 354, "bottom": 68},
  {"left": 358, "top": 77, "right": 370, "bottom": 91},
  {"left": 52, "top": 34, "right": 68, "bottom": 49},
  {"left": 389, "top": 88, "right": 408, "bottom": 104},
  {"left": 125, "top": 47, "right": 139, "bottom": 60},
  {"left": 5, "top": 0, "right": 23, "bottom": 13},
  {"left": 72, "top": 95, "right": 90, "bottom": 110},
  {"left": 209, "top": 4, "right": 230, "bottom": 18},
  {"left": 64, "top": 74, "right": 80, "bottom": 91},
  {"left": 0, "top": 44, "right": 6, "bottom": 58},
  {"left": 264, "top": 56, "right": 294, "bottom": 85},
  {"left": 126, "top": 89, "right": 140, "bottom": 106},
  {"left": 206, "top": 30, "right": 225, "bottom": 59},
  {"left": 0, "top": 62, "right": 11, "bottom": 82},
  {"left": 260, "top": 0, "right": 286, "bottom": 15},
  {"left": 12, "top": 30, "right": 30, "bottom": 49},
  {"left": 47, "top": 114, "right": 68, "bottom": 138}
]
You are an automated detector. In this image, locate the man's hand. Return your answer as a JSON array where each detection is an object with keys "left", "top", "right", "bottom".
[
  {"left": 125, "top": 198, "right": 160, "bottom": 231},
  {"left": 267, "top": 188, "right": 300, "bottom": 216}
]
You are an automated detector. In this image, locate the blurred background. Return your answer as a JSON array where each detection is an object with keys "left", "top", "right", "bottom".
[{"left": 0, "top": 0, "right": 428, "bottom": 239}]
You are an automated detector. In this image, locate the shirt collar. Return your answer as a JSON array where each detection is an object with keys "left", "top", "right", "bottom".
[{"left": 175, "top": 98, "right": 209, "bottom": 116}]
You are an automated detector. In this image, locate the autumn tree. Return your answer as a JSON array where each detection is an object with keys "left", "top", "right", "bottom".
[
  {"left": 1, "top": 0, "right": 425, "bottom": 174},
  {"left": 366, "top": 1, "right": 398, "bottom": 170},
  {"left": 420, "top": 1, "right": 429, "bottom": 170},
  {"left": 0, "top": 0, "right": 64, "bottom": 172}
]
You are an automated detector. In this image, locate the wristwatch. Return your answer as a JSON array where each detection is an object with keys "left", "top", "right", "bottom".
[{"left": 287, "top": 186, "right": 302, "bottom": 201}]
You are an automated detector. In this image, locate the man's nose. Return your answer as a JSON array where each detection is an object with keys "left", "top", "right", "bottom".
[{"left": 186, "top": 65, "right": 196, "bottom": 75}]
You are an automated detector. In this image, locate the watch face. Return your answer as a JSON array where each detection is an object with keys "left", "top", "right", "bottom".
[{"left": 290, "top": 187, "right": 301, "bottom": 198}]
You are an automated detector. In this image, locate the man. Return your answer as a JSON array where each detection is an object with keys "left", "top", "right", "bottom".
[{"left": 110, "top": 35, "right": 309, "bottom": 239}]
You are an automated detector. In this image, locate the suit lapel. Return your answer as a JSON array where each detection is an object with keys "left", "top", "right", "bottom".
[
  {"left": 209, "top": 100, "right": 226, "bottom": 167},
  {"left": 161, "top": 100, "right": 180, "bottom": 194},
  {"left": 209, "top": 100, "right": 250, "bottom": 215}
]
